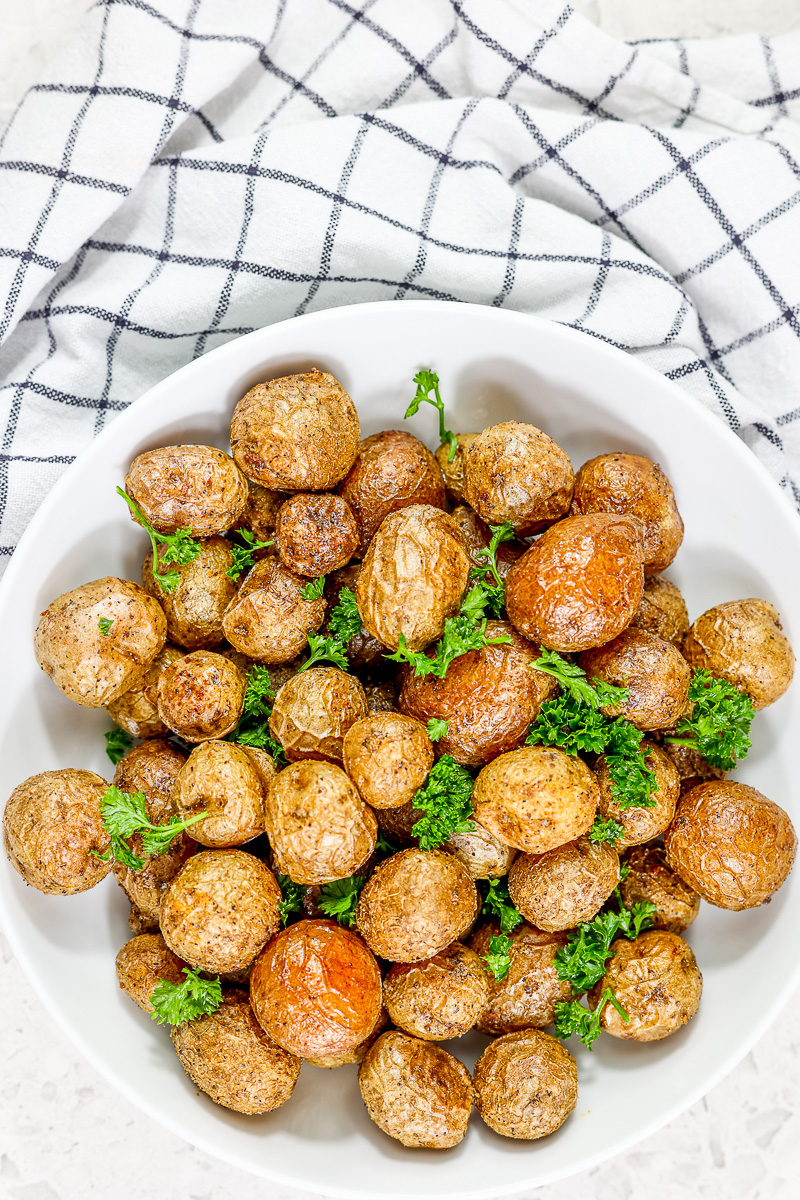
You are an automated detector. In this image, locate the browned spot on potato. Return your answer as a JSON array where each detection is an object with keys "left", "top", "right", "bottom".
[
  {"left": 156, "top": 650, "right": 246, "bottom": 743},
  {"left": 275, "top": 493, "right": 359, "bottom": 578}
]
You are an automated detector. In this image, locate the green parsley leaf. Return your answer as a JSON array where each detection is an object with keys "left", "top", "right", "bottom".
[
  {"left": 117, "top": 486, "right": 202, "bottom": 594},
  {"left": 604, "top": 745, "right": 659, "bottom": 811},
  {"left": 98, "top": 617, "right": 114, "bottom": 637},
  {"left": 297, "top": 632, "right": 349, "bottom": 673},
  {"left": 470, "top": 521, "right": 515, "bottom": 614},
  {"left": 554, "top": 987, "right": 629, "bottom": 1050},
  {"left": 327, "top": 587, "right": 363, "bottom": 647},
  {"left": 526, "top": 692, "right": 609, "bottom": 755},
  {"left": 104, "top": 728, "right": 134, "bottom": 766},
  {"left": 404, "top": 368, "right": 457, "bottom": 459},
  {"left": 276, "top": 873, "right": 305, "bottom": 927},
  {"left": 482, "top": 934, "right": 514, "bottom": 981},
  {"left": 375, "top": 831, "right": 400, "bottom": 861},
  {"left": 531, "top": 648, "right": 630, "bottom": 710},
  {"left": 588, "top": 814, "right": 625, "bottom": 845},
  {"left": 241, "top": 665, "right": 275, "bottom": 717},
  {"left": 410, "top": 754, "right": 474, "bottom": 850},
  {"left": 227, "top": 665, "right": 287, "bottom": 765},
  {"left": 426, "top": 718, "right": 448, "bottom": 742},
  {"left": 665, "top": 669, "right": 755, "bottom": 770},
  {"left": 93, "top": 785, "right": 208, "bottom": 871},
  {"left": 318, "top": 874, "right": 365, "bottom": 928},
  {"left": 479, "top": 877, "right": 523, "bottom": 936},
  {"left": 150, "top": 967, "right": 223, "bottom": 1027},
  {"left": 300, "top": 575, "right": 326, "bottom": 602},
  {"left": 226, "top": 529, "right": 274, "bottom": 581},
  {"left": 554, "top": 890, "right": 656, "bottom": 994},
  {"left": 386, "top": 585, "right": 511, "bottom": 680}
]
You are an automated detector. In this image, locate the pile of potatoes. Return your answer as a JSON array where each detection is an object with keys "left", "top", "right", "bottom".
[{"left": 4, "top": 367, "right": 797, "bottom": 1149}]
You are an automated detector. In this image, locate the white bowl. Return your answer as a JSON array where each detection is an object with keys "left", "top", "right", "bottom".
[{"left": 1, "top": 300, "right": 799, "bottom": 1200}]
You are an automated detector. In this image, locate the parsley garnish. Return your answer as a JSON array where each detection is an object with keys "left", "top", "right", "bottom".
[
  {"left": 98, "top": 617, "right": 113, "bottom": 636},
  {"left": 117, "top": 486, "right": 202, "bottom": 594},
  {"left": 405, "top": 368, "right": 458, "bottom": 461},
  {"left": 470, "top": 521, "right": 514, "bottom": 616},
  {"left": 226, "top": 529, "right": 274, "bottom": 581},
  {"left": 588, "top": 814, "right": 625, "bottom": 845},
  {"left": 104, "top": 728, "right": 134, "bottom": 765},
  {"left": 375, "top": 831, "right": 400, "bottom": 861},
  {"left": 386, "top": 583, "right": 511, "bottom": 680},
  {"left": 297, "top": 631, "right": 349, "bottom": 673},
  {"left": 531, "top": 648, "right": 630, "bottom": 709},
  {"left": 426, "top": 718, "right": 448, "bottom": 742},
  {"left": 300, "top": 576, "right": 326, "bottom": 602},
  {"left": 554, "top": 988, "right": 629, "bottom": 1050},
  {"left": 276, "top": 873, "right": 305, "bottom": 927},
  {"left": 479, "top": 877, "right": 523, "bottom": 936},
  {"left": 318, "top": 874, "right": 365, "bottom": 928},
  {"left": 526, "top": 692, "right": 609, "bottom": 755},
  {"left": 328, "top": 587, "right": 363, "bottom": 647},
  {"left": 93, "top": 785, "right": 208, "bottom": 871},
  {"left": 482, "top": 934, "right": 514, "bottom": 981},
  {"left": 665, "top": 669, "right": 755, "bottom": 770},
  {"left": 150, "top": 967, "right": 222, "bottom": 1026},
  {"left": 554, "top": 889, "right": 655, "bottom": 994},
  {"left": 228, "top": 666, "right": 287, "bottom": 764},
  {"left": 410, "top": 754, "right": 474, "bottom": 850}
]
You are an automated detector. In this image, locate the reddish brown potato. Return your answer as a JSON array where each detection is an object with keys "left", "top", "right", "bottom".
[
  {"left": 435, "top": 434, "right": 478, "bottom": 503},
  {"left": 356, "top": 849, "right": 478, "bottom": 962},
  {"left": 473, "top": 1029, "right": 577, "bottom": 1140},
  {"left": 172, "top": 740, "right": 269, "bottom": 848},
  {"left": 337, "top": 430, "right": 446, "bottom": 555},
  {"left": 107, "top": 645, "right": 184, "bottom": 738},
  {"left": 629, "top": 575, "right": 689, "bottom": 645},
  {"left": 620, "top": 845, "right": 700, "bottom": 934},
  {"left": 274, "top": 493, "right": 359, "bottom": 578},
  {"left": 578, "top": 628, "right": 690, "bottom": 731},
  {"left": 590, "top": 930, "right": 702, "bottom": 1041},
  {"left": 222, "top": 556, "right": 325, "bottom": 663},
  {"left": 125, "top": 445, "right": 248, "bottom": 536},
  {"left": 3, "top": 769, "right": 110, "bottom": 895},
  {"left": 322, "top": 566, "right": 385, "bottom": 673},
  {"left": 358, "top": 1031, "right": 474, "bottom": 1149},
  {"left": 659, "top": 740, "right": 725, "bottom": 790},
  {"left": 595, "top": 741, "right": 679, "bottom": 848},
  {"left": 472, "top": 745, "right": 598, "bottom": 855},
  {"left": 463, "top": 421, "right": 574, "bottom": 535},
  {"left": 443, "top": 824, "right": 518, "bottom": 880},
  {"left": 238, "top": 480, "right": 287, "bottom": 540},
  {"left": 664, "top": 780, "right": 796, "bottom": 909},
  {"left": 115, "top": 932, "right": 187, "bottom": 1014},
  {"left": 342, "top": 712, "right": 434, "bottom": 810},
  {"left": 383, "top": 943, "right": 489, "bottom": 1040},
  {"left": 250, "top": 919, "right": 382, "bottom": 1059},
  {"left": 156, "top": 650, "right": 246, "bottom": 742},
  {"left": 469, "top": 922, "right": 574, "bottom": 1034},
  {"left": 682, "top": 598, "right": 795, "bottom": 709},
  {"left": 142, "top": 537, "right": 237, "bottom": 650},
  {"left": 449, "top": 504, "right": 525, "bottom": 579},
  {"left": 306, "top": 1007, "right": 389, "bottom": 1069},
  {"left": 508, "top": 837, "right": 620, "bottom": 932},
  {"left": 269, "top": 667, "right": 368, "bottom": 764},
  {"left": 231, "top": 369, "right": 360, "bottom": 491},
  {"left": 373, "top": 799, "right": 425, "bottom": 846}
]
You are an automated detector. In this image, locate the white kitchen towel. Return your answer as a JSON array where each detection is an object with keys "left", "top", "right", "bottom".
[{"left": 1, "top": 0, "right": 800, "bottom": 570}]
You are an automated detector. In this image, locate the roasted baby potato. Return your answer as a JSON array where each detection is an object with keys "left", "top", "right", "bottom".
[
  {"left": 237, "top": 480, "right": 287, "bottom": 540},
  {"left": 629, "top": 575, "right": 689, "bottom": 645},
  {"left": 142, "top": 537, "right": 237, "bottom": 650},
  {"left": 107, "top": 645, "right": 184, "bottom": 738},
  {"left": 113, "top": 738, "right": 186, "bottom": 818},
  {"left": 274, "top": 493, "right": 359, "bottom": 578},
  {"left": 473, "top": 1029, "right": 577, "bottom": 1140},
  {"left": 269, "top": 667, "right": 368, "bottom": 764},
  {"left": 364, "top": 680, "right": 398, "bottom": 713},
  {"left": 682, "top": 598, "right": 795, "bottom": 709},
  {"left": 443, "top": 823, "right": 518, "bottom": 880},
  {"left": 508, "top": 837, "right": 620, "bottom": 932},
  {"left": 342, "top": 712, "right": 434, "bottom": 810},
  {"left": 435, "top": 433, "right": 478, "bottom": 503},
  {"left": 222, "top": 556, "right": 326, "bottom": 663},
  {"left": 595, "top": 741, "right": 679, "bottom": 848},
  {"left": 172, "top": 740, "right": 270, "bottom": 847},
  {"left": 115, "top": 932, "right": 187, "bottom": 1014},
  {"left": 590, "top": 930, "right": 702, "bottom": 1041},
  {"left": 468, "top": 922, "right": 573, "bottom": 1034},
  {"left": 383, "top": 942, "right": 489, "bottom": 1040},
  {"left": 462, "top": 421, "right": 574, "bottom": 535},
  {"left": 322, "top": 565, "right": 385, "bottom": 673},
  {"left": 620, "top": 845, "right": 700, "bottom": 934},
  {"left": 156, "top": 650, "right": 246, "bottom": 742},
  {"left": 125, "top": 444, "right": 248, "bottom": 536},
  {"left": 578, "top": 628, "right": 691, "bottom": 731},
  {"left": 373, "top": 798, "right": 425, "bottom": 846}
]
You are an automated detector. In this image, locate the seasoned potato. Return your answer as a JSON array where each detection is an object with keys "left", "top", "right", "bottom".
[
  {"left": 269, "top": 667, "right": 368, "bottom": 764},
  {"left": 629, "top": 575, "right": 689, "bottom": 645},
  {"left": 358, "top": 1031, "right": 474, "bottom": 1149},
  {"left": 322, "top": 565, "right": 385, "bottom": 673},
  {"left": 664, "top": 780, "right": 796, "bottom": 909},
  {"left": 659, "top": 739, "right": 725, "bottom": 788},
  {"left": 238, "top": 480, "right": 286, "bottom": 540},
  {"left": 142, "top": 538, "right": 237, "bottom": 650},
  {"left": 230, "top": 369, "right": 360, "bottom": 491},
  {"left": 274, "top": 493, "right": 359, "bottom": 578},
  {"left": 595, "top": 741, "right": 679, "bottom": 848},
  {"left": 107, "top": 645, "right": 184, "bottom": 738},
  {"left": 222, "top": 556, "right": 326, "bottom": 663},
  {"left": 338, "top": 430, "right": 446, "bottom": 555},
  {"left": 449, "top": 504, "right": 525, "bottom": 579},
  {"left": 3, "top": 769, "right": 110, "bottom": 895},
  {"left": 374, "top": 799, "right": 424, "bottom": 846},
  {"left": 469, "top": 922, "right": 574, "bottom": 1034},
  {"left": 128, "top": 904, "right": 159, "bottom": 936},
  {"left": 156, "top": 650, "right": 246, "bottom": 742},
  {"left": 508, "top": 837, "right": 620, "bottom": 932},
  {"left": 682, "top": 598, "right": 795, "bottom": 709},
  {"left": 159, "top": 849, "right": 281, "bottom": 973},
  {"left": 443, "top": 824, "right": 517, "bottom": 880},
  {"left": 383, "top": 943, "right": 489, "bottom": 1040},
  {"left": 125, "top": 445, "right": 247, "bottom": 536},
  {"left": 364, "top": 680, "right": 398, "bottom": 713},
  {"left": 590, "top": 930, "right": 702, "bottom": 1041},
  {"left": 356, "top": 849, "right": 478, "bottom": 962},
  {"left": 171, "top": 990, "right": 301, "bottom": 1114},
  {"left": 578, "top": 628, "right": 690, "bottom": 731},
  {"left": 172, "top": 740, "right": 270, "bottom": 848},
  {"left": 472, "top": 745, "right": 598, "bottom": 855},
  {"left": 355, "top": 505, "right": 470, "bottom": 652},
  {"left": 34, "top": 577, "right": 167, "bottom": 707},
  {"left": 250, "top": 919, "right": 382, "bottom": 1059},
  {"left": 264, "top": 761, "right": 377, "bottom": 885},
  {"left": 306, "top": 1007, "right": 389, "bottom": 1069},
  {"left": 620, "top": 845, "right": 700, "bottom": 934},
  {"left": 462, "top": 421, "right": 574, "bottom": 535},
  {"left": 473, "top": 1029, "right": 577, "bottom": 1139},
  {"left": 342, "top": 712, "right": 433, "bottom": 810},
  {"left": 399, "top": 623, "right": 558, "bottom": 766},
  {"left": 115, "top": 932, "right": 187, "bottom": 1014},
  {"left": 435, "top": 433, "right": 478, "bottom": 503}
]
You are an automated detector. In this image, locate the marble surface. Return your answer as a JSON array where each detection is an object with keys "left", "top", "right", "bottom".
[{"left": 3, "top": 2, "right": 800, "bottom": 1199}]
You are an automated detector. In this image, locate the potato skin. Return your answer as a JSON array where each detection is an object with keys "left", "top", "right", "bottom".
[
  {"left": 342, "top": 712, "right": 433, "bottom": 810},
  {"left": 358, "top": 1030, "right": 474, "bottom": 1149},
  {"left": 115, "top": 932, "right": 187, "bottom": 1014},
  {"left": 590, "top": 930, "right": 702, "bottom": 1041},
  {"left": 468, "top": 921, "right": 573, "bottom": 1034},
  {"left": 250, "top": 919, "right": 382, "bottom": 1059},
  {"left": 620, "top": 845, "right": 700, "bottom": 934},
  {"left": 172, "top": 740, "right": 269, "bottom": 848},
  {"left": 156, "top": 650, "right": 246, "bottom": 742},
  {"left": 355, "top": 505, "right": 470, "bottom": 652},
  {"left": 3, "top": 769, "right": 110, "bottom": 895},
  {"left": 322, "top": 565, "right": 385, "bottom": 673},
  {"left": 664, "top": 780, "right": 796, "bottom": 909},
  {"left": 269, "top": 667, "right": 368, "bottom": 764},
  {"left": 356, "top": 849, "right": 478, "bottom": 963},
  {"left": 222, "top": 556, "right": 326, "bottom": 663},
  {"left": 34, "top": 577, "right": 167, "bottom": 707},
  {"left": 682, "top": 598, "right": 795, "bottom": 710},
  {"left": 171, "top": 990, "right": 301, "bottom": 1115},
  {"left": 505, "top": 514, "right": 645, "bottom": 652},
  {"left": 142, "top": 537, "right": 237, "bottom": 650},
  {"left": 596, "top": 741, "right": 679, "bottom": 849},
  {"left": 443, "top": 824, "right": 517, "bottom": 880},
  {"left": 435, "top": 434, "right": 478, "bottom": 504},
  {"left": 473, "top": 1029, "right": 577, "bottom": 1140},
  {"left": 472, "top": 745, "right": 598, "bottom": 855},
  {"left": 383, "top": 943, "right": 489, "bottom": 1040},
  {"left": 230, "top": 369, "right": 360, "bottom": 491},
  {"left": 629, "top": 575, "right": 689, "bottom": 645},
  {"left": 463, "top": 421, "right": 574, "bottom": 535},
  {"left": 508, "top": 837, "right": 620, "bottom": 933},
  {"left": 238, "top": 480, "right": 287, "bottom": 540},
  {"left": 578, "top": 628, "right": 691, "bottom": 731},
  {"left": 274, "top": 493, "right": 359, "bottom": 578},
  {"left": 107, "top": 645, "right": 184, "bottom": 738},
  {"left": 305, "top": 1006, "right": 389, "bottom": 1068},
  {"left": 125, "top": 445, "right": 247, "bottom": 536}
]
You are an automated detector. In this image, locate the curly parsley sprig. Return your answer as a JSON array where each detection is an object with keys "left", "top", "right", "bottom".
[
  {"left": 117, "top": 487, "right": 202, "bottom": 594},
  {"left": 386, "top": 583, "right": 511, "bottom": 680},
  {"left": 554, "top": 988, "right": 629, "bottom": 1050},
  {"left": 665, "top": 669, "right": 755, "bottom": 770},
  {"left": 150, "top": 967, "right": 222, "bottom": 1026},
  {"left": 227, "top": 665, "right": 287, "bottom": 764},
  {"left": 405, "top": 368, "right": 458, "bottom": 461},
  {"left": 588, "top": 814, "right": 625, "bottom": 845},
  {"left": 410, "top": 754, "right": 474, "bottom": 850},
  {"left": 318, "top": 874, "right": 365, "bottom": 928},
  {"left": 469, "top": 521, "right": 515, "bottom": 616},
  {"left": 276, "top": 873, "right": 305, "bottom": 927},
  {"left": 554, "top": 889, "right": 656, "bottom": 995},
  {"left": 93, "top": 785, "right": 207, "bottom": 871},
  {"left": 226, "top": 529, "right": 274, "bottom": 581},
  {"left": 531, "top": 648, "right": 630, "bottom": 710},
  {"left": 482, "top": 933, "right": 514, "bottom": 981},
  {"left": 426, "top": 718, "right": 448, "bottom": 742},
  {"left": 479, "top": 876, "right": 523, "bottom": 936},
  {"left": 327, "top": 587, "right": 363, "bottom": 647},
  {"left": 300, "top": 576, "right": 326, "bottom": 602}
]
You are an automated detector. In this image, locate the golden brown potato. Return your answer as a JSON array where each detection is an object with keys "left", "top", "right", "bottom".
[
  {"left": 222, "top": 556, "right": 326, "bottom": 663},
  {"left": 142, "top": 538, "right": 237, "bottom": 650},
  {"left": 264, "top": 760, "right": 377, "bottom": 885},
  {"left": 373, "top": 799, "right": 425, "bottom": 846},
  {"left": 364, "top": 681, "right": 398, "bottom": 713},
  {"left": 238, "top": 480, "right": 287, "bottom": 540},
  {"left": 322, "top": 565, "right": 385, "bottom": 673},
  {"left": 664, "top": 780, "right": 796, "bottom": 909},
  {"left": 305, "top": 1006, "right": 389, "bottom": 1068},
  {"left": 472, "top": 745, "right": 598, "bottom": 855},
  {"left": 115, "top": 932, "right": 187, "bottom": 1014},
  {"left": 578, "top": 628, "right": 691, "bottom": 731},
  {"left": 107, "top": 645, "right": 184, "bottom": 738},
  {"left": 595, "top": 741, "right": 679, "bottom": 848},
  {"left": 172, "top": 740, "right": 269, "bottom": 848},
  {"left": 356, "top": 849, "right": 478, "bottom": 962},
  {"left": 231, "top": 369, "right": 360, "bottom": 491},
  {"left": 435, "top": 434, "right": 478, "bottom": 503},
  {"left": 468, "top": 922, "right": 573, "bottom": 1034},
  {"left": 338, "top": 430, "right": 446, "bottom": 555},
  {"left": 398, "top": 623, "right": 558, "bottom": 766},
  {"left": 473, "top": 1029, "right": 577, "bottom": 1140},
  {"left": 358, "top": 1030, "right": 474, "bottom": 1149},
  {"left": 659, "top": 740, "right": 725, "bottom": 785},
  {"left": 159, "top": 849, "right": 281, "bottom": 973},
  {"left": 383, "top": 943, "right": 489, "bottom": 1040},
  {"left": 250, "top": 919, "right": 382, "bottom": 1059},
  {"left": 125, "top": 445, "right": 247, "bottom": 536},
  {"left": 505, "top": 514, "right": 645, "bottom": 652},
  {"left": 682, "top": 598, "right": 795, "bottom": 709},
  {"left": 274, "top": 493, "right": 359, "bottom": 578},
  {"left": 463, "top": 421, "right": 574, "bottom": 535},
  {"left": 34, "top": 577, "right": 167, "bottom": 707},
  {"left": 342, "top": 712, "right": 433, "bottom": 810},
  {"left": 443, "top": 824, "right": 518, "bottom": 880},
  {"left": 629, "top": 575, "right": 689, "bottom": 645},
  {"left": 449, "top": 504, "right": 525, "bottom": 580},
  {"left": 3, "top": 769, "right": 110, "bottom": 895},
  {"left": 269, "top": 667, "right": 368, "bottom": 764},
  {"left": 508, "top": 837, "right": 620, "bottom": 932},
  {"left": 590, "top": 930, "right": 702, "bottom": 1041},
  {"left": 128, "top": 903, "right": 159, "bottom": 936},
  {"left": 171, "top": 990, "right": 301, "bottom": 1115},
  {"left": 355, "top": 505, "right": 470, "bottom": 653},
  {"left": 620, "top": 845, "right": 700, "bottom": 934},
  {"left": 156, "top": 650, "right": 246, "bottom": 742}
]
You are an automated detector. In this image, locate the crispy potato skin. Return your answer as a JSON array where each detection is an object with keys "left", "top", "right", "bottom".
[
  {"left": 590, "top": 930, "right": 702, "bottom": 1041},
  {"left": 142, "top": 538, "right": 237, "bottom": 650},
  {"left": 115, "top": 932, "right": 187, "bottom": 1014},
  {"left": 596, "top": 741, "right": 679, "bottom": 849},
  {"left": 462, "top": 421, "right": 575, "bottom": 535},
  {"left": 250, "top": 919, "right": 383, "bottom": 1059},
  {"left": 222, "top": 556, "right": 325, "bottom": 663},
  {"left": 269, "top": 667, "right": 368, "bottom": 764},
  {"left": 107, "top": 645, "right": 184, "bottom": 738},
  {"left": 125, "top": 445, "right": 247, "bottom": 536},
  {"left": 629, "top": 576, "right": 689, "bottom": 645},
  {"left": 358, "top": 1030, "right": 474, "bottom": 1149},
  {"left": 238, "top": 481, "right": 287, "bottom": 540},
  {"left": 264, "top": 761, "right": 377, "bottom": 885},
  {"left": 34, "top": 577, "right": 167, "bottom": 707},
  {"left": 230, "top": 369, "right": 360, "bottom": 491},
  {"left": 620, "top": 845, "right": 700, "bottom": 934},
  {"left": 275, "top": 493, "right": 359, "bottom": 578},
  {"left": 443, "top": 824, "right": 517, "bottom": 879},
  {"left": 355, "top": 505, "right": 470, "bottom": 652},
  {"left": 383, "top": 942, "right": 489, "bottom": 1040},
  {"left": 398, "top": 622, "right": 558, "bottom": 766},
  {"left": 469, "top": 921, "right": 573, "bottom": 1034},
  {"left": 473, "top": 1029, "right": 577, "bottom": 1139},
  {"left": 571, "top": 452, "right": 683, "bottom": 574},
  {"left": 171, "top": 990, "right": 301, "bottom": 1114},
  {"left": 338, "top": 430, "right": 446, "bottom": 555},
  {"left": 682, "top": 598, "right": 795, "bottom": 709},
  {"left": 356, "top": 849, "right": 478, "bottom": 962},
  {"left": 578, "top": 628, "right": 691, "bottom": 731},
  {"left": 374, "top": 798, "right": 425, "bottom": 846},
  {"left": 3, "top": 769, "right": 110, "bottom": 895},
  {"left": 435, "top": 434, "right": 478, "bottom": 504},
  {"left": 172, "top": 740, "right": 268, "bottom": 848},
  {"left": 508, "top": 837, "right": 620, "bottom": 932},
  {"left": 342, "top": 712, "right": 433, "bottom": 810},
  {"left": 156, "top": 650, "right": 246, "bottom": 742},
  {"left": 305, "top": 1006, "right": 389, "bottom": 1068},
  {"left": 472, "top": 745, "right": 598, "bottom": 855},
  {"left": 159, "top": 849, "right": 281, "bottom": 973},
  {"left": 505, "top": 514, "right": 645, "bottom": 652},
  {"left": 322, "top": 565, "right": 385, "bottom": 673},
  {"left": 664, "top": 780, "right": 797, "bottom": 909}
]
